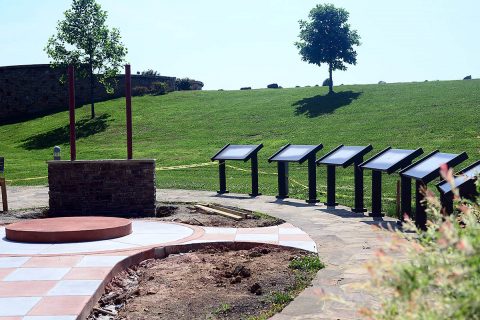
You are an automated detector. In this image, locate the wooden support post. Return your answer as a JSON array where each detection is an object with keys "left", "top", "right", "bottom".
[{"left": 0, "top": 178, "right": 7, "bottom": 212}]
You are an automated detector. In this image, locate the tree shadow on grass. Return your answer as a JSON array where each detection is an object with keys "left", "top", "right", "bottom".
[
  {"left": 20, "top": 113, "right": 112, "bottom": 150},
  {"left": 293, "top": 91, "right": 362, "bottom": 117}
]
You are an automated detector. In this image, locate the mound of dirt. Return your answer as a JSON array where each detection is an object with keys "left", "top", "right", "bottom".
[{"left": 90, "top": 246, "right": 320, "bottom": 320}]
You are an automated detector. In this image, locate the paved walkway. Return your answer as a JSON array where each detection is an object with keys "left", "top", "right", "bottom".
[{"left": 2, "top": 187, "right": 399, "bottom": 319}]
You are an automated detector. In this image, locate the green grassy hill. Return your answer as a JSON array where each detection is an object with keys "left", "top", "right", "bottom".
[{"left": 1, "top": 80, "right": 479, "bottom": 215}]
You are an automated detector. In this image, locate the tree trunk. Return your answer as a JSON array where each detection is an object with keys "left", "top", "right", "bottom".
[
  {"left": 89, "top": 60, "right": 95, "bottom": 119},
  {"left": 328, "top": 64, "right": 334, "bottom": 95}
]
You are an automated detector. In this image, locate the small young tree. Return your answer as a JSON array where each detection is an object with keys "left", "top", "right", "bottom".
[
  {"left": 295, "top": 4, "right": 360, "bottom": 94},
  {"left": 45, "top": 0, "right": 127, "bottom": 118}
]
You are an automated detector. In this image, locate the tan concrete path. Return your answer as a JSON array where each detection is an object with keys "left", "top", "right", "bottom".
[{"left": 4, "top": 187, "right": 399, "bottom": 319}]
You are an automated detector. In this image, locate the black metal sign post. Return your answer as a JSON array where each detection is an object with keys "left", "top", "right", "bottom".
[
  {"left": 400, "top": 175, "right": 412, "bottom": 220},
  {"left": 211, "top": 144, "right": 264, "bottom": 196},
  {"left": 317, "top": 145, "right": 373, "bottom": 212},
  {"left": 307, "top": 154, "right": 317, "bottom": 203},
  {"left": 250, "top": 155, "right": 260, "bottom": 196},
  {"left": 436, "top": 160, "right": 480, "bottom": 214},
  {"left": 277, "top": 161, "right": 289, "bottom": 199},
  {"left": 218, "top": 159, "right": 227, "bottom": 194},
  {"left": 400, "top": 150, "right": 468, "bottom": 230},
  {"left": 269, "top": 144, "right": 323, "bottom": 203},
  {"left": 371, "top": 170, "right": 382, "bottom": 214},
  {"left": 360, "top": 147, "right": 424, "bottom": 217},
  {"left": 353, "top": 158, "right": 366, "bottom": 212},
  {"left": 325, "top": 165, "right": 337, "bottom": 206}
]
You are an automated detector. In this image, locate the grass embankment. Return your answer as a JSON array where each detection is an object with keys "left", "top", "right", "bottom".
[{"left": 0, "top": 80, "right": 479, "bottom": 215}]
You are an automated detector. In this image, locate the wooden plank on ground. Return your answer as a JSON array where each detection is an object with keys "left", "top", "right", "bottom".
[
  {"left": 208, "top": 204, "right": 249, "bottom": 218},
  {"left": 194, "top": 205, "right": 243, "bottom": 220}
]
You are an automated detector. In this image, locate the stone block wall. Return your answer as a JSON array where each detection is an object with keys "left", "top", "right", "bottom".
[
  {"left": 48, "top": 159, "right": 156, "bottom": 217},
  {"left": 0, "top": 64, "right": 176, "bottom": 123}
]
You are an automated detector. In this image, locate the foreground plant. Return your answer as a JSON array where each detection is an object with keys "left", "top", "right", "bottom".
[{"left": 363, "top": 166, "right": 480, "bottom": 320}]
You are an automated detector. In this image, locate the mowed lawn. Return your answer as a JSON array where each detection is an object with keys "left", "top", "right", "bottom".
[{"left": 1, "top": 80, "right": 479, "bottom": 215}]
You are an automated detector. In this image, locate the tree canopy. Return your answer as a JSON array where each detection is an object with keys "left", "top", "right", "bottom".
[
  {"left": 295, "top": 4, "right": 360, "bottom": 94},
  {"left": 45, "top": 0, "right": 127, "bottom": 118}
]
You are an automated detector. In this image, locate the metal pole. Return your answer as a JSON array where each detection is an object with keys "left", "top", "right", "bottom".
[
  {"left": 276, "top": 162, "right": 289, "bottom": 199},
  {"left": 68, "top": 65, "right": 76, "bottom": 161},
  {"left": 370, "top": 170, "right": 383, "bottom": 216},
  {"left": 249, "top": 155, "right": 260, "bottom": 196},
  {"left": 217, "top": 160, "right": 227, "bottom": 194},
  {"left": 125, "top": 64, "right": 133, "bottom": 160},
  {"left": 325, "top": 165, "right": 337, "bottom": 206},
  {"left": 415, "top": 180, "right": 427, "bottom": 230},
  {"left": 306, "top": 155, "right": 318, "bottom": 203},
  {"left": 440, "top": 193, "right": 454, "bottom": 215},
  {"left": 400, "top": 176, "right": 412, "bottom": 221},
  {"left": 352, "top": 160, "right": 366, "bottom": 212}
]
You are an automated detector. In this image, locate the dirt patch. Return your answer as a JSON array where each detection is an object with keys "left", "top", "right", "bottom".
[
  {"left": 0, "top": 204, "right": 283, "bottom": 228},
  {"left": 89, "top": 246, "right": 322, "bottom": 320},
  {"left": 0, "top": 208, "right": 48, "bottom": 226},
  {"left": 143, "top": 203, "right": 284, "bottom": 228}
]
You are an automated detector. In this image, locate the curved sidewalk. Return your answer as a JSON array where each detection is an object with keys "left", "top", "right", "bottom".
[{"left": 3, "top": 187, "right": 399, "bottom": 319}]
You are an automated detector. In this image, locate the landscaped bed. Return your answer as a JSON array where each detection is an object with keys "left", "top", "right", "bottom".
[
  {"left": 89, "top": 245, "right": 323, "bottom": 320},
  {"left": 0, "top": 203, "right": 284, "bottom": 228}
]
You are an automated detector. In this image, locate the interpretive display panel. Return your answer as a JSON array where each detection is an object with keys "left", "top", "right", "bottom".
[
  {"left": 317, "top": 145, "right": 372, "bottom": 167},
  {"left": 437, "top": 161, "right": 480, "bottom": 194},
  {"left": 361, "top": 148, "right": 423, "bottom": 173},
  {"left": 211, "top": 144, "right": 263, "bottom": 196},
  {"left": 400, "top": 150, "right": 468, "bottom": 229},
  {"left": 268, "top": 144, "right": 323, "bottom": 203},
  {"left": 212, "top": 145, "right": 262, "bottom": 161},
  {"left": 360, "top": 147, "right": 424, "bottom": 217},
  {"left": 269, "top": 145, "right": 322, "bottom": 163},
  {"left": 317, "top": 145, "right": 372, "bottom": 212}
]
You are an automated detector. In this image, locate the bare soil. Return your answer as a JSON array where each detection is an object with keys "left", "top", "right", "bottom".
[
  {"left": 89, "top": 246, "right": 318, "bottom": 320},
  {"left": 147, "top": 203, "right": 284, "bottom": 228},
  {"left": 0, "top": 208, "right": 47, "bottom": 226},
  {"left": 0, "top": 203, "right": 283, "bottom": 228}
]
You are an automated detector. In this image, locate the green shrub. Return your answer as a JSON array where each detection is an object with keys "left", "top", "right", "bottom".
[
  {"left": 364, "top": 167, "right": 480, "bottom": 319},
  {"left": 132, "top": 86, "right": 150, "bottom": 96},
  {"left": 150, "top": 81, "right": 168, "bottom": 95},
  {"left": 176, "top": 77, "right": 192, "bottom": 91}
]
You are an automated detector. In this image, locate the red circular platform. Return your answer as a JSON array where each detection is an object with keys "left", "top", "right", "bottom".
[{"left": 5, "top": 217, "right": 132, "bottom": 243}]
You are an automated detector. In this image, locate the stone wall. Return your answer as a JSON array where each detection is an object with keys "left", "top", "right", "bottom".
[
  {"left": 0, "top": 64, "right": 176, "bottom": 123},
  {"left": 48, "top": 159, "right": 156, "bottom": 217}
]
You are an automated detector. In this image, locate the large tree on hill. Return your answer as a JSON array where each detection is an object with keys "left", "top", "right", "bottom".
[
  {"left": 295, "top": 4, "right": 360, "bottom": 95},
  {"left": 45, "top": 0, "right": 127, "bottom": 119}
]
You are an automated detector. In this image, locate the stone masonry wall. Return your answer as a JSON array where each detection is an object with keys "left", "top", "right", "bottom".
[
  {"left": 48, "top": 160, "right": 156, "bottom": 217},
  {"left": 0, "top": 64, "right": 176, "bottom": 123}
]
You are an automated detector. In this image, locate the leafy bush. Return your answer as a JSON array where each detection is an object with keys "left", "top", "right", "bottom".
[
  {"left": 176, "top": 78, "right": 192, "bottom": 91},
  {"left": 132, "top": 86, "right": 150, "bottom": 96},
  {"left": 150, "top": 81, "right": 168, "bottom": 95},
  {"left": 322, "top": 78, "right": 331, "bottom": 86},
  {"left": 141, "top": 69, "right": 160, "bottom": 76},
  {"left": 364, "top": 166, "right": 480, "bottom": 320}
]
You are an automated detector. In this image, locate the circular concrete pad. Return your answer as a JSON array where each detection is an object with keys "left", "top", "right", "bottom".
[{"left": 5, "top": 217, "right": 132, "bottom": 243}]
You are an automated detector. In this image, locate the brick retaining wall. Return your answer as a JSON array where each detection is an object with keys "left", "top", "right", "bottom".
[
  {"left": 48, "top": 159, "right": 156, "bottom": 217},
  {"left": 0, "top": 64, "right": 176, "bottom": 123}
]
